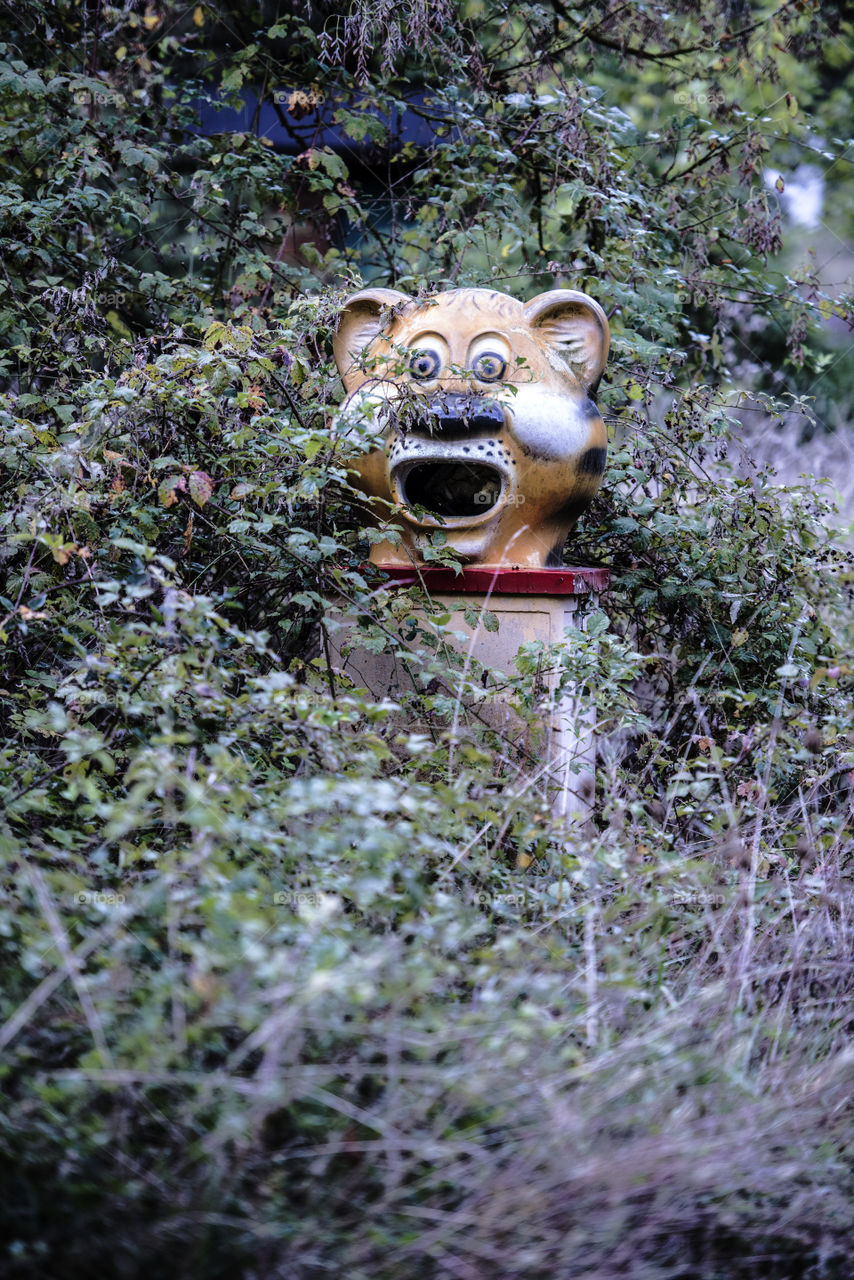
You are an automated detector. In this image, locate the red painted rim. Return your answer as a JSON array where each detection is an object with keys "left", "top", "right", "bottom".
[{"left": 368, "top": 565, "right": 609, "bottom": 595}]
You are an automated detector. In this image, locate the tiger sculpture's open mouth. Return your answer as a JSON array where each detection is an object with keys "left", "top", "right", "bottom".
[
  {"left": 394, "top": 459, "right": 507, "bottom": 520},
  {"left": 387, "top": 392, "right": 514, "bottom": 526}
]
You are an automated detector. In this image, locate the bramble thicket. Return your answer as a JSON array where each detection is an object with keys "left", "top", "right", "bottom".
[{"left": 1, "top": 2, "right": 854, "bottom": 1276}]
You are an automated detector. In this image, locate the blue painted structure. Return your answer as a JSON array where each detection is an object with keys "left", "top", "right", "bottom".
[{"left": 193, "top": 89, "right": 448, "bottom": 155}]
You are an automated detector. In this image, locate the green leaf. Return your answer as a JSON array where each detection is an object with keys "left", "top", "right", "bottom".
[
  {"left": 158, "top": 474, "right": 186, "bottom": 507},
  {"left": 189, "top": 470, "right": 214, "bottom": 507}
]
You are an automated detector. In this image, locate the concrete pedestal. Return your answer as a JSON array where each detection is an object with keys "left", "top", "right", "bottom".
[{"left": 327, "top": 566, "right": 608, "bottom": 822}]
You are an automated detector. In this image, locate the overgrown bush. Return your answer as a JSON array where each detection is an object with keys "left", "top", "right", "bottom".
[{"left": 1, "top": 2, "right": 853, "bottom": 1277}]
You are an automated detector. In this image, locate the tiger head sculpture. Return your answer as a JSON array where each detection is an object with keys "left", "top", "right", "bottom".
[{"left": 333, "top": 285, "right": 609, "bottom": 569}]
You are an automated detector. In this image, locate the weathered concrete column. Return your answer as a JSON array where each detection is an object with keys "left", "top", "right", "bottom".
[{"left": 328, "top": 565, "right": 608, "bottom": 821}]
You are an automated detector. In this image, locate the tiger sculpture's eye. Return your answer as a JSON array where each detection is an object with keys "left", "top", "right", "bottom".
[
  {"left": 409, "top": 349, "right": 441, "bottom": 380},
  {"left": 471, "top": 351, "right": 507, "bottom": 382}
]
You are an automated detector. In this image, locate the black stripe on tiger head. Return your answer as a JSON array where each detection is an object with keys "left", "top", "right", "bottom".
[
  {"left": 552, "top": 496, "right": 589, "bottom": 529},
  {"left": 577, "top": 446, "right": 606, "bottom": 477}
]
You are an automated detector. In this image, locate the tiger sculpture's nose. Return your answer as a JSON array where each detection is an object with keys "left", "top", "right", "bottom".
[{"left": 406, "top": 393, "right": 506, "bottom": 439}]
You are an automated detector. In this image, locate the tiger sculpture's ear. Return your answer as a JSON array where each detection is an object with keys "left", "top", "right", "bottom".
[
  {"left": 523, "top": 289, "right": 610, "bottom": 393},
  {"left": 333, "top": 288, "right": 412, "bottom": 393}
]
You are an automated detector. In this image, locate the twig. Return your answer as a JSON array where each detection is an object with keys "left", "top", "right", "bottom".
[{"left": 24, "top": 863, "right": 114, "bottom": 1067}]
